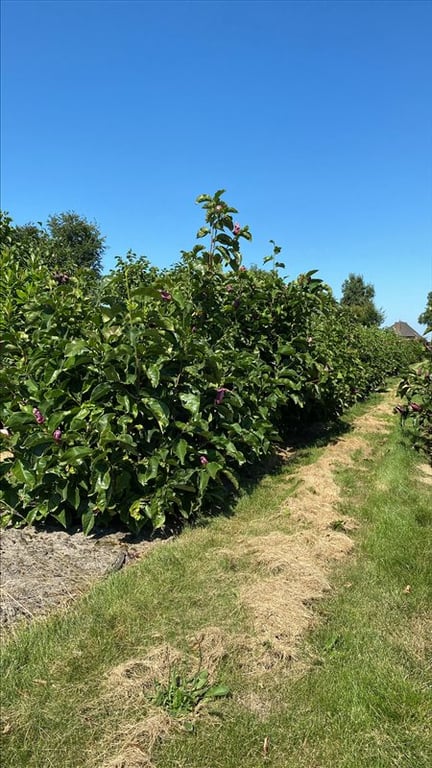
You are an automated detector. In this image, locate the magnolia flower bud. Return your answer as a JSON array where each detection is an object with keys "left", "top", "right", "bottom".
[{"left": 33, "top": 407, "right": 45, "bottom": 425}]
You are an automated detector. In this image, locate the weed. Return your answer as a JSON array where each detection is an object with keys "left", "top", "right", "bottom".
[{"left": 151, "top": 668, "right": 230, "bottom": 723}]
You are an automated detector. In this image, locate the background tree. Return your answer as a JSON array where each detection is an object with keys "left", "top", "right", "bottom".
[
  {"left": 340, "top": 273, "right": 384, "bottom": 327},
  {"left": 418, "top": 292, "right": 432, "bottom": 331},
  {"left": 46, "top": 212, "right": 105, "bottom": 275},
  {"left": 1, "top": 212, "right": 46, "bottom": 251},
  {"left": 1, "top": 210, "right": 105, "bottom": 276}
]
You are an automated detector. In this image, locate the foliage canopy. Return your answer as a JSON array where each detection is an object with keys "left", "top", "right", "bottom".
[
  {"left": 0, "top": 193, "right": 424, "bottom": 533},
  {"left": 0, "top": 209, "right": 105, "bottom": 276},
  {"left": 418, "top": 291, "right": 432, "bottom": 332}
]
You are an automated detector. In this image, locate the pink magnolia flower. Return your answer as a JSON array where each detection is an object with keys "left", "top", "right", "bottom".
[
  {"left": 239, "top": 265, "right": 247, "bottom": 272},
  {"left": 215, "top": 387, "right": 230, "bottom": 405},
  {"left": 199, "top": 455, "right": 209, "bottom": 465},
  {"left": 33, "top": 407, "right": 45, "bottom": 425},
  {"left": 233, "top": 222, "right": 241, "bottom": 236},
  {"left": 52, "top": 428, "right": 62, "bottom": 442},
  {"left": 160, "top": 290, "right": 172, "bottom": 301}
]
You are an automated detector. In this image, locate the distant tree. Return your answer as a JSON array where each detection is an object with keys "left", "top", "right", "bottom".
[
  {"left": 340, "top": 273, "right": 384, "bottom": 327},
  {"left": 0, "top": 211, "right": 15, "bottom": 246},
  {"left": 418, "top": 292, "right": 432, "bottom": 330},
  {"left": 1, "top": 210, "right": 106, "bottom": 276},
  {"left": 0, "top": 212, "right": 51, "bottom": 268},
  {"left": 46, "top": 212, "right": 105, "bottom": 275}
]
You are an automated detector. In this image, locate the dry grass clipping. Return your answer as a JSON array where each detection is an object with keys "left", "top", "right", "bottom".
[
  {"left": 418, "top": 463, "right": 432, "bottom": 485},
  {"left": 95, "top": 627, "right": 233, "bottom": 767},
  {"left": 99, "top": 711, "right": 177, "bottom": 768},
  {"left": 105, "top": 644, "right": 184, "bottom": 704},
  {"left": 238, "top": 530, "right": 353, "bottom": 665}
]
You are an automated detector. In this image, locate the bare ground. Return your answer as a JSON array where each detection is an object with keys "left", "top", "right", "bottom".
[{"left": 0, "top": 526, "right": 164, "bottom": 634}]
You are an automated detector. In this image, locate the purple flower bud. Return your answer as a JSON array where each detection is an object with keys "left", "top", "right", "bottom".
[
  {"left": 239, "top": 265, "right": 247, "bottom": 272},
  {"left": 52, "top": 428, "right": 62, "bottom": 442},
  {"left": 226, "top": 284, "right": 233, "bottom": 293},
  {"left": 53, "top": 272, "right": 70, "bottom": 285},
  {"left": 233, "top": 222, "right": 241, "bottom": 236},
  {"left": 215, "top": 387, "right": 230, "bottom": 405},
  {"left": 33, "top": 407, "right": 45, "bottom": 425},
  {"left": 410, "top": 402, "right": 422, "bottom": 412},
  {"left": 160, "top": 290, "right": 172, "bottom": 301},
  {"left": 233, "top": 299, "right": 240, "bottom": 309},
  {"left": 199, "top": 455, "right": 208, "bottom": 465}
]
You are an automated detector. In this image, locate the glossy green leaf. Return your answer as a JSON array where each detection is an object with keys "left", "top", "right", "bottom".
[{"left": 179, "top": 393, "right": 200, "bottom": 415}]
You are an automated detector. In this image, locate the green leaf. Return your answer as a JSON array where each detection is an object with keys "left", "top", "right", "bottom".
[
  {"left": 81, "top": 511, "right": 95, "bottom": 535},
  {"left": 129, "top": 499, "right": 145, "bottom": 521},
  {"left": 179, "top": 392, "right": 200, "bottom": 416},
  {"left": 204, "top": 684, "right": 230, "bottom": 698},
  {"left": 6, "top": 412, "right": 35, "bottom": 429},
  {"left": 67, "top": 483, "right": 80, "bottom": 510},
  {"left": 95, "top": 470, "right": 111, "bottom": 492},
  {"left": 12, "top": 460, "right": 34, "bottom": 487},
  {"left": 199, "top": 471, "right": 210, "bottom": 495},
  {"left": 59, "top": 446, "right": 93, "bottom": 464},
  {"left": 205, "top": 461, "right": 222, "bottom": 479},
  {"left": 278, "top": 344, "right": 296, "bottom": 355},
  {"left": 221, "top": 469, "right": 239, "bottom": 490},
  {"left": 192, "top": 670, "right": 209, "bottom": 689},
  {"left": 52, "top": 509, "right": 68, "bottom": 528},
  {"left": 174, "top": 438, "right": 188, "bottom": 465},
  {"left": 146, "top": 363, "right": 160, "bottom": 388},
  {"left": 143, "top": 398, "right": 170, "bottom": 430},
  {"left": 91, "top": 383, "right": 112, "bottom": 402}
]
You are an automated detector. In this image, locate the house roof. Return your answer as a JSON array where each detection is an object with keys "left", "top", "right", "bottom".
[{"left": 391, "top": 321, "right": 423, "bottom": 339}]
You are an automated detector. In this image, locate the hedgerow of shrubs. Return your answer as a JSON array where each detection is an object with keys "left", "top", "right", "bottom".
[
  {"left": 0, "top": 192, "right": 424, "bottom": 533},
  {"left": 396, "top": 350, "right": 432, "bottom": 463}
]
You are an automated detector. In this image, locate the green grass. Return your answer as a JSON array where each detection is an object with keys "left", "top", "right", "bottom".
[{"left": 1, "top": 390, "right": 431, "bottom": 768}]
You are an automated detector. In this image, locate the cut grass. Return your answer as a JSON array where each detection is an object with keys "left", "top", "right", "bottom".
[{"left": 1, "top": 387, "right": 431, "bottom": 768}]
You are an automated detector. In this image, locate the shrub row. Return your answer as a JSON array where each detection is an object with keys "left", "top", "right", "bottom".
[
  {"left": 0, "top": 193, "right": 424, "bottom": 533},
  {"left": 396, "top": 357, "right": 432, "bottom": 463}
]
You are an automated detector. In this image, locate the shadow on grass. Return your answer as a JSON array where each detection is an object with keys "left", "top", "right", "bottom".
[
  {"left": 195, "top": 415, "right": 354, "bottom": 528},
  {"left": 2, "top": 412, "right": 357, "bottom": 541}
]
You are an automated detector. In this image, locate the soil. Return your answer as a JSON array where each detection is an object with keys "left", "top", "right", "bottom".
[{"left": 0, "top": 525, "right": 163, "bottom": 634}]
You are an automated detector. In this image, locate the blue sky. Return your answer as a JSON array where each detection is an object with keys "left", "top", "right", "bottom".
[{"left": 2, "top": 0, "right": 431, "bottom": 333}]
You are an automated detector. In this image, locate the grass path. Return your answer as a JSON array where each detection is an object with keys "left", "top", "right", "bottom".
[{"left": 1, "top": 386, "right": 431, "bottom": 768}]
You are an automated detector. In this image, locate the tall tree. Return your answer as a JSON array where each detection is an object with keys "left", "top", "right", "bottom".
[
  {"left": 340, "top": 273, "right": 384, "bottom": 327},
  {"left": 418, "top": 292, "right": 432, "bottom": 331},
  {"left": 1, "top": 210, "right": 105, "bottom": 275},
  {"left": 47, "top": 212, "right": 105, "bottom": 275}
]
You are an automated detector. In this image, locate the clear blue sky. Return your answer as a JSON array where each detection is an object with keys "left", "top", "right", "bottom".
[{"left": 2, "top": 0, "right": 431, "bottom": 333}]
